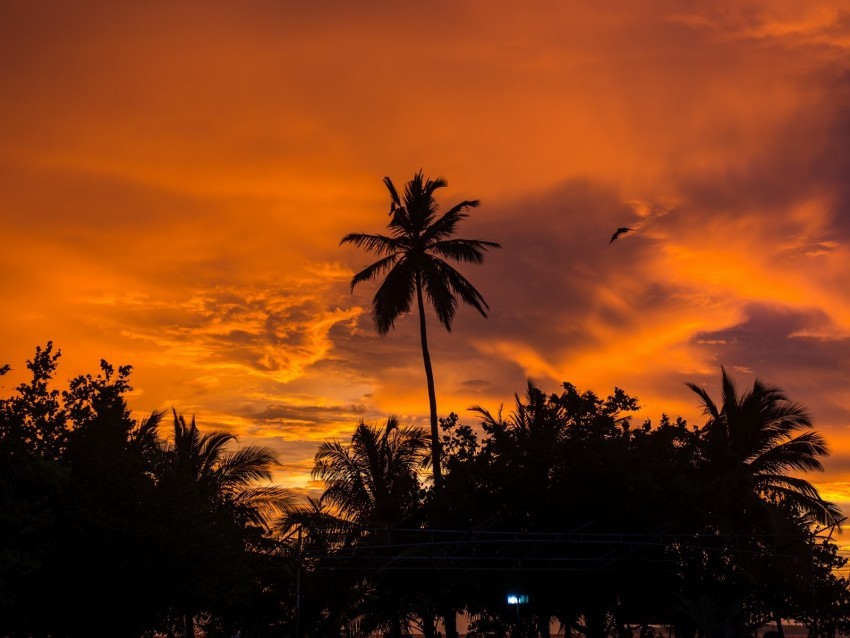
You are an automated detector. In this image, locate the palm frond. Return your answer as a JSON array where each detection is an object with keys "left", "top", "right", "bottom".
[
  {"left": 429, "top": 258, "right": 490, "bottom": 322},
  {"left": 685, "top": 382, "right": 719, "bottom": 420},
  {"left": 278, "top": 498, "right": 354, "bottom": 549},
  {"left": 419, "top": 259, "right": 457, "bottom": 329},
  {"left": 231, "top": 484, "right": 292, "bottom": 527},
  {"left": 199, "top": 430, "right": 236, "bottom": 477},
  {"left": 759, "top": 478, "right": 842, "bottom": 526},
  {"left": 470, "top": 404, "right": 505, "bottom": 431},
  {"left": 748, "top": 431, "right": 828, "bottom": 474},
  {"left": 402, "top": 172, "right": 446, "bottom": 230},
  {"left": 371, "top": 257, "right": 417, "bottom": 334},
  {"left": 132, "top": 409, "right": 165, "bottom": 455},
  {"left": 720, "top": 366, "right": 739, "bottom": 425},
  {"left": 313, "top": 438, "right": 371, "bottom": 521},
  {"left": 763, "top": 401, "right": 813, "bottom": 434},
  {"left": 340, "top": 233, "right": 399, "bottom": 256},
  {"left": 383, "top": 176, "right": 401, "bottom": 210},
  {"left": 422, "top": 200, "right": 480, "bottom": 242},
  {"left": 353, "top": 422, "right": 384, "bottom": 503},
  {"left": 429, "top": 238, "right": 501, "bottom": 264},
  {"left": 218, "top": 445, "right": 278, "bottom": 490},
  {"left": 350, "top": 254, "right": 401, "bottom": 291}
]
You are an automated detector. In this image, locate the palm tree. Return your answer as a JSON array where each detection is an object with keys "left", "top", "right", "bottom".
[
  {"left": 686, "top": 368, "right": 841, "bottom": 527},
  {"left": 313, "top": 417, "right": 429, "bottom": 527},
  {"left": 341, "top": 172, "right": 500, "bottom": 487},
  {"left": 165, "top": 410, "right": 288, "bottom": 526},
  {"left": 687, "top": 370, "right": 843, "bottom": 638},
  {"left": 312, "top": 418, "right": 430, "bottom": 638},
  {"left": 160, "top": 410, "right": 288, "bottom": 637}
]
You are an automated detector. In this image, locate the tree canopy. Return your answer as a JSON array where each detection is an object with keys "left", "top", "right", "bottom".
[{"left": 1, "top": 346, "right": 847, "bottom": 638}]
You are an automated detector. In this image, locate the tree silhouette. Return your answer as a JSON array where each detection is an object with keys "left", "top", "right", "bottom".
[
  {"left": 158, "top": 410, "right": 287, "bottom": 637},
  {"left": 341, "top": 171, "right": 499, "bottom": 487},
  {"left": 313, "top": 417, "right": 428, "bottom": 527},
  {"left": 1, "top": 346, "right": 289, "bottom": 637},
  {"left": 310, "top": 418, "right": 429, "bottom": 637},
  {"left": 686, "top": 369, "right": 842, "bottom": 637},
  {"left": 686, "top": 368, "right": 840, "bottom": 527}
]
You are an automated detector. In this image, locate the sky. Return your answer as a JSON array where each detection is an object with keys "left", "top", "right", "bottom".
[{"left": 2, "top": 1, "right": 850, "bottom": 520}]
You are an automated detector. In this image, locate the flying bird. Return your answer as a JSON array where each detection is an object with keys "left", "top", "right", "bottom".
[{"left": 609, "top": 227, "right": 633, "bottom": 243}]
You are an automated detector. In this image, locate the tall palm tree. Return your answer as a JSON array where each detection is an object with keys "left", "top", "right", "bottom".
[
  {"left": 686, "top": 369, "right": 841, "bottom": 527},
  {"left": 341, "top": 172, "right": 500, "bottom": 486}
]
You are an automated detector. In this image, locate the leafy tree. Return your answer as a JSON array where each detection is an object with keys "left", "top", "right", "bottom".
[
  {"left": 341, "top": 171, "right": 499, "bottom": 488},
  {"left": 0, "top": 346, "right": 291, "bottom": 638},
  {"left": 0, "top": 345, "right": 162, "bottom": 637},
  {"left": 285, "top": 419, "right": 432, "bottom": 637},
  {"left": 0, "top": 341, "right": 67, "bottom": 459},
  {"left": 798, "top": 539, "right": 850, "bottom": 638}
]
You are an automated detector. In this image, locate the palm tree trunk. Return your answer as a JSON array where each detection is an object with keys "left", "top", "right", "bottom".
[
  {"left": 416, "top": 276, "right": 442, "bottom": 489},
  {"left": 421, "top": 609, "right": 436, "bottom": 638},
  {"left": 417, "top": 277, "right": 453, "bottom": 634},
  {"left": 773, "top": 609, "right": 785, "bottom": 638},
  {"left": 443, "top": 610, "right": 458, "bottom": 638}
]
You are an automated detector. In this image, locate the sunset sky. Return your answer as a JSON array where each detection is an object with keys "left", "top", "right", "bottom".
[{"left": 3, "top": 2, "right": 850, "bottom": 523}]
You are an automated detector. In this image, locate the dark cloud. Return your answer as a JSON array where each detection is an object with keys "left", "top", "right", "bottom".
[
  {"left": 816, "top": 70, "right": 850, "bottom": 239},
  {"left": 252, "top": 402, "right": 367, "bottom": 424},
  {"left": 665, "top": 59, "right": 850, "bottom": 245},
  {"left": 454, "top": 179, "right": 670, "bottom": 352},
  {"left": 459, "top": 379, "right": 492, "bottom": 392},
  {"left": 693, "top": 303, "right": 849, "bottom": 370},
  {"left": 822, "top": 453, "right": 850, "bottom": 477},
  {"left": 691, "top": 303, "right": 850, "bottom": 427}
]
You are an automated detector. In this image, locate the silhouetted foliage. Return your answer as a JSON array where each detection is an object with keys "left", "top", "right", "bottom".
[
  {"left": 3, "top": 344, "right": 847, "bottom": 638},
  {"left": 296, "top": 372, "right": 846, "bottom": 638},
  {"left": 291, "top": 418, "right": 431, "bottom": 637},
  {"left": 313, "top": 418, "right": 429, "bottom": 528},
  {"left": 341, "top": 171, "right": 500, "bottom": 488},
  {"left": 0, "top": 345, "right": 286, "bottom": 638}
]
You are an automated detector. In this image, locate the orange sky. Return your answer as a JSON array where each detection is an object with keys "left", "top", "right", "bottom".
[{"left": 3, "top": 2, "right": 850, "bottom": 522}]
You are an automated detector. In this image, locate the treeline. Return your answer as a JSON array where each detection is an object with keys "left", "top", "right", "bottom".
[
  {"left": 0, "top": 344, "right": 289, "bottom": 637},
  {"left": 290, "top": 381, "right": 849, "bottom": 638},
  {"left": 1, "top": 345, "right": 849, "bottom": 638}
]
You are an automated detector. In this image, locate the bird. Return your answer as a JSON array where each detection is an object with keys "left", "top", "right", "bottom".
[{"left": 609, "top": 227, "right": 633, "bottom": 243}]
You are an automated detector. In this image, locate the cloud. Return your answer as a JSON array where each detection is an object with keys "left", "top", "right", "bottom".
[
  {"left": 251, "top": 402, "right": 368, "bottom": 427},
  {"left": 690, "top": 304, "right": 850, "bottom": 428},
  {"left": 111, "top": 280, "right": 361, "bottom": 383}
]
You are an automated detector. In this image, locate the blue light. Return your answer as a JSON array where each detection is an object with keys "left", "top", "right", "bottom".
[{"left": 506, "top": 594, "right": 528, "bottom": 605}]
